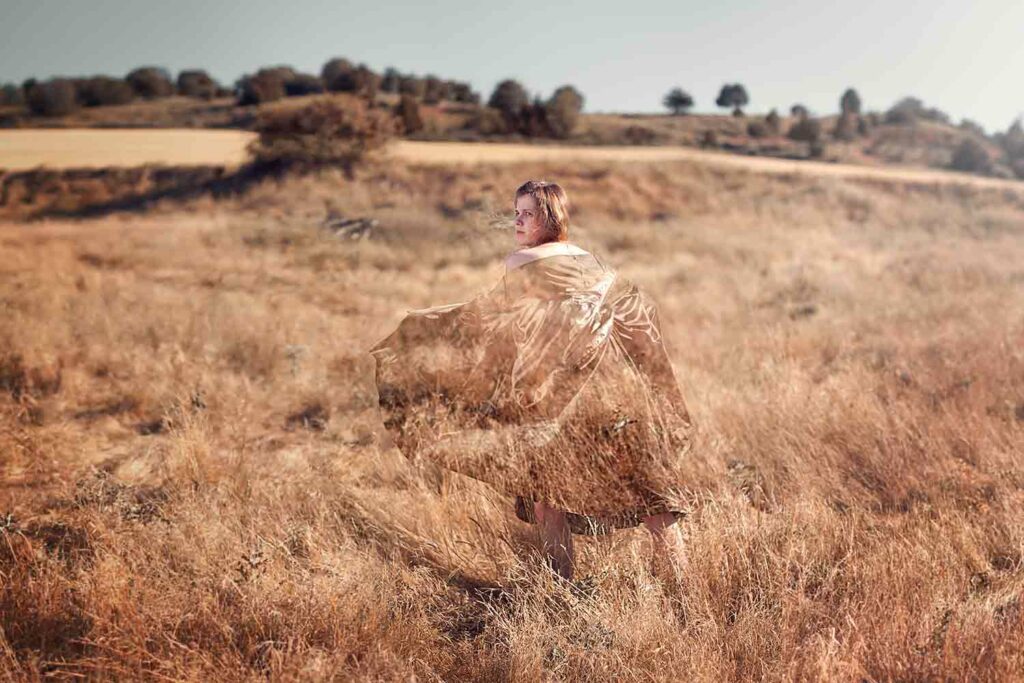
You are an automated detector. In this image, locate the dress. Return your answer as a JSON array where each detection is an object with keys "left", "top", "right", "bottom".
[{"left": 369, "top": 242, "right": 694, "bottom": 532}]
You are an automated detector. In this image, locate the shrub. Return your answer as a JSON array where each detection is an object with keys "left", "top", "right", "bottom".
[
  {"left": 715, "top": 83, "right": 749, "bottom": 116},
  {"left": 833, "top": 113, "right": 860, "bottom": 141},
  {"left": 884, "top": 96, "right": 950, "bottom": 126},
  {"left": 788, "top": 116, "right": 822, "bottom": 143},
  {"left": 236, "top": 70, "right": 288, "bottom": 106},
  {"left": 1, "top": 83, "right": 24, "bottom": 106},
  {"left": 284, "top": 73, "right": 325, "bottom": 97},
  {"left": 488, "top": 79, "right": 528, "bottom": 121},
  {"left": 622, "top": 125, "right": 657, "bottom": 145},
  {"left": 790, "top": 104, "right": 809, "bottom": 118},
  {"left": 840, "top": 88, "right": 861, "bottom": 115},
  {"left": 472, "top": 107, "right": 508, "bottom": 135},
  {"left": 26, "top": 79, "right": 79, "bottom": 116},
  {"left": 765, "top": 109, "right": 782, "bottom": 134},
  {"left": 125, "top": 67, "right": 174, "bottom": 99},
  {"left": 546, "top": 85, "right": 584, "bottom": 138},
  {"left": 398, "top": 76, "right": 425, "bottom": 99},
  {"left": 248, "top": 96, "right": 399, "bottom": 172},
  {"left": 663, "top": 88, "right": 694, "bottom": 115},
  {"left": 177, "top": 70, "right": 218, "bottom": 99},
  {"left": 395, "top": 94, "right": 423, "bottom": 134},
  {"left": 746, "top": 120, "right": 769, "bottom": 138},
  {"left": 950, "top": 137, "right": 993, "bottom": 174},
  {"left": 699, "top": 130, "right": 719, "bottom": 148},
  {"left": 76, "top": 77, "right": 134, "bottom": 107}
]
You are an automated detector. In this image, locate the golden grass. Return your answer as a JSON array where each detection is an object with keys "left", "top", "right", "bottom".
[
  {"left": 1, "top": 157, "right": 1024, "bottom": 680},
  {"left": 5, "top": 131, "right": 1022, "bottom": 194}
]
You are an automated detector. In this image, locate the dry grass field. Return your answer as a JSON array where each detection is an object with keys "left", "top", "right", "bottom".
[{"left": 2, "top": 155, "right": 1024, "bottom": 680}]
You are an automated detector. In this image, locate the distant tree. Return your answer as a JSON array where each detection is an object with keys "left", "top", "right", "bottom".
[
  {"left": 76, "top": 76, "right": 134, "bottom": 107},
  {"left": 125, "top": 67, "right": 174, "bottom": 99},
  {"left": 958, "top": 119, "right": 987, "bottom": 138},
  {"left": 380, "top": 67, "right": 401, "bottom": 93},
  {"left": 177, "top": 70, "right": 218, "bottom": 99},
  {"left": 546, "top": 85, "right": 584, "bottom": 138},
  {"left": 765, "top": 108, "right": 782, "bottom": 134},
  {"left": 0, "top": 83, "right": 24, "bottom": 106},
  {"left": 395, "top": 93, "right": 424, "bottom": 134},
  {"left": 840, "top": 88, "right": 862, "bottom": 115},
  {"left": 321, "top": 58, "right": 355, "bottom": 91},
  {"left": 995, "top": 118, "right": 1024, "bottom": 178},
  {"left": 398, "top": 76, "right": 426, "bottom": 99},
  {"left": 449, "top": 81, "right": 480, "bottom": 105},
  {"left": 488, "top": 79, "right": 529, "bottom": 121},
  {"left": 715, "top": 83, "right": 749, "bottom": 116},
  {"left": 663, "top": 87, "right": 694, "bottom": 115},
  {"left": 521, "top": 96, "right": 552, "bottom": 137},
  {"left": 26, "top": 78, "right": 79, "bottom": 116},
  {"left": 236, "top": 69, "right": 288, "bottom": 106},
  {"left": 423, "top": 75, "right": 448, "bottom": 104},
  {"left": 790, "top": 104, "right": 809, "bottom": 118},
  {"left": 284, "top": 73, "right": 325, "bottom": 97},
  {"left": 950, "top": 137, "right": 993, "bottom": 174}
]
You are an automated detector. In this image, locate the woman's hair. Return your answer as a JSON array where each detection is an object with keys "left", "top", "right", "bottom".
[{"left": 515, "top": 180, "right": 570, "bottom": 243}]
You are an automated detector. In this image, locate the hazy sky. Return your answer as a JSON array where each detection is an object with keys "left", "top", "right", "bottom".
[{"left": 2, "top": 0, "right": 1022, "bottom": 133}]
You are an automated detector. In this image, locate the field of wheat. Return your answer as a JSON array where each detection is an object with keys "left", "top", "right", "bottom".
[{"left": 2, "top": 155, "right": 1023, "bottom": 680}]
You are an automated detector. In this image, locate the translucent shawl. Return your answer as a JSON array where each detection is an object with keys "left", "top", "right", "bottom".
[{"left": 369, "top": 244, "right": 693, "bottom": 529}]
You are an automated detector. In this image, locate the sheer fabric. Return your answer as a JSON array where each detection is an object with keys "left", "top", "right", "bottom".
[{"left": 369, "top": 244, "right": 693, "bottom": 527}]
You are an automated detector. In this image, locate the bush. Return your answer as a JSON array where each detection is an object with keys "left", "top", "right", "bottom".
[
  {"left": 958, "top": 119, "right": 986, "bottom": 138},
  {"left": 26, "top": 79, "right": 79, "bottom": 116},
  {"left": 765, "top": 109, "right": 781, "bottom": 134},
  {"left": 699, "top": 130, "right": 719, "bottom": 148},
  {"left": 833, "top": 113, "right": 860, "bottom": 141},
  {"left": 76, "top": 77, "right": 134, "bottom": 107},
  {"left": 546, "top": 85, "right": 584, "bottom": 138},
  {"left": 788, "top": 116, "right": 822, "bottom": 143},
  {"left": 950, "top": 137, "right": 993, "bottom": 174},
  {"left": 126, "top": 67, "right": 174, "bottom": 99},
  {"left": 790, "top": 104, "right": 809, "bottom": 119},
  {"left": 885, "top": 96, "right": 951, "bottom": 126},
  {"left": 663, "top": 88, "right": 694, "bottom": 115},
  {"left": 1, "top": 83, "right": 24, "bottom": 106},
  {"left": 395, "top": 94, "right": 423, "bottom": 134},
  {"left": 746, "top": 120, "right": 769, "bottom": 138},
  {"left": 248, "top": 96, "right": 399, "bottom": 172},
  {"left": 472, "top": 107, "right": 508, "bottom": 135},
  {"left": 236, "top": 70, "right": 288, "bottom": 106},
  {"left": 284, "top": 73, "right": 325, "bottom": 97},
  {"left": 177, "top": 70, "right": 218, "bottom": 99}
]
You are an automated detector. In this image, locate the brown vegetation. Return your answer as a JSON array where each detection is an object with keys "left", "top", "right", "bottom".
[{"left": 1, "top": 154, "right": 1023, "bottom": 679}]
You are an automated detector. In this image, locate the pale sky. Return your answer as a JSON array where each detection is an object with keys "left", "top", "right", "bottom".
[{"left": 2, "top": 0, "right": 1022, "bottom": 133}]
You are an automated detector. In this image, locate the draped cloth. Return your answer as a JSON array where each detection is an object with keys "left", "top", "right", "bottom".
[{"left": 369, "top": 243, "right": 694, "bottom": 532}]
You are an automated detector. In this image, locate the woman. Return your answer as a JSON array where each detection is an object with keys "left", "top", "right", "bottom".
[{"left": 369, "top": 180, "right": 692, "bottom": 581}]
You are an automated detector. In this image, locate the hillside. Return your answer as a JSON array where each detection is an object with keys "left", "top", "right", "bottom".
[
  {"left": 2, "top": 156, "right": 1024, "bottom": 679},
  {"left": 2, "top": 93, "right": 1016, "bottom": 181}
]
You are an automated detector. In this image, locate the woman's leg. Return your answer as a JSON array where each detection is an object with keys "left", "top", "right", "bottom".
[
  {"left": 534, "top": 501, "right": 574, "bottom": 580},
  {"left": 642, "top": 512, "right": 685, "bottom": 579}
]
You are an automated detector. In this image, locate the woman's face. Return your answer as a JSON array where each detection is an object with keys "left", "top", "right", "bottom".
[{"left": 514, "top": 194, "right": 546, "bottom": 248}]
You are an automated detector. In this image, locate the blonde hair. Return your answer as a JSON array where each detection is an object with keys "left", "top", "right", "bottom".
[{"left": 514, "top": 180, "right": 570, "bottom": 243}]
